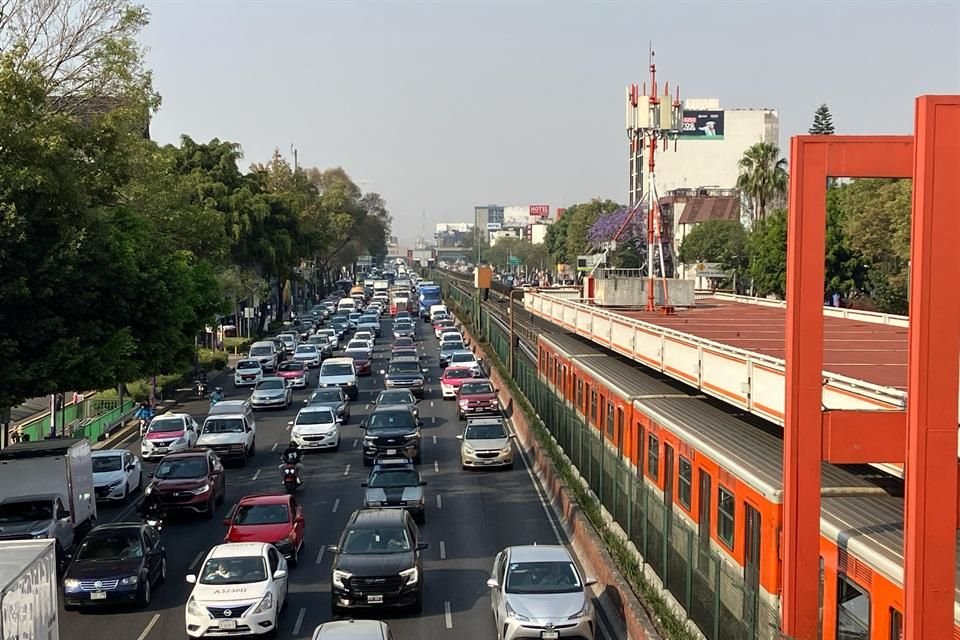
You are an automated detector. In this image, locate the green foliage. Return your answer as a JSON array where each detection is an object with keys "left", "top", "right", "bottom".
[
  {"left": 484, "top": 237, "right": 550, "bottom": 271},
  {"left": 737, "top": 143, "right": 788, "bottom": 224},
  {"left": 563, "top": 198, "right": 622, "bottom": 262},
  {"left": 747, "top": 209, "right": 788, "bottom": 297},
  {"left": 543, "top": 213, "right": 571, "bottom": 265},
  {"left": 809, "top": 103, "right": 836, "bottom": 135},
  {"left": 198, "top": 349, "right": 229, "bottom": 371}
]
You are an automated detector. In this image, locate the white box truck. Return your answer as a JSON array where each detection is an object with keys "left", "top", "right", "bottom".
[
  {"left": 0, "top": 439, "right": 97, "bottom": 564},
  {"left": 0, "top": 539, "right": 59, "bottom": 640}
]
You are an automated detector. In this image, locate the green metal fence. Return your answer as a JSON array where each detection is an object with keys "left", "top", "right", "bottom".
[
  {"left": 440, "top": 274, "right": 784, "bottom": 640},
  {"left": 14, "top": 397, "right": 135, "bottom": 445}
]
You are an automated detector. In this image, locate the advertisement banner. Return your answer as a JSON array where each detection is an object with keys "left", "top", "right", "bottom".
[
  {"left": 680, "top": 110, "right": 724, "bottom": 139},
  {"left": 529, "top": 204, "right": 550, "bottom": 217},
  {"left": 486, "top": 222, "right": 502, "bottom": 231}
]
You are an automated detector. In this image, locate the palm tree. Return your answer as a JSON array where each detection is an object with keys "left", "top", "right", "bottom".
[{"left": 736, "top": 142, "right": 788, "bottom": 224}]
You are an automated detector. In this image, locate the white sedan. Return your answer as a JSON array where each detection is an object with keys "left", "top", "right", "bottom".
[
  {"left": 186, "top": 543, "right": 288, "bottom": 638},
  {"left": 288, "top": 406, "right": 340, "bottom": 451},
  {"left": 293, "top": 344, "right": 322, "bottom": 368},
  {"left": 141, "top": 412, "right": 199, "bottom": 461},
  {"left": 92, "top": 449, "right": 142, "bottom": 501}
]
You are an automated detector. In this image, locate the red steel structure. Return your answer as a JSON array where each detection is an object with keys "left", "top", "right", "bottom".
[{"left": 782, "top": 96, "right": 960, "bottom": 640}]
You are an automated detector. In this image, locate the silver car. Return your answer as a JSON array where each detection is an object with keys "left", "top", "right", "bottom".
[
  {"left": 250, "top": 376, "right": 293, "bottom": 409},
  {"left": 374, "top": 389, "right": 420, "bottom": 418},
  {"left": 457, "top": 417, "right": 515, "bottom": 469},
  {"left": 487, "top": 545, "right": 597, "bottom": 640},
  {"left": 305, "top": 387, "right": 351, "bottom": 423},
  {"left": 312, "top": 620, "right": 393, "bottom": 640}
]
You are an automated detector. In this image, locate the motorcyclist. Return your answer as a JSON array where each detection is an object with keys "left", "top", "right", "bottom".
[
  {"left": 194, "top": 369, "right": 208, "bottom": 396},
  {"left": 137, "top": 490, "right": 163, "bottom": 525},
  {"left": 279, "top": 441, "right": 303, "bottom": 485},
  {"left": 209, "top": 386, "right": 224, "bottom": 405},
  {"left": 135, "top": 402, "right": 155, "bottom": 436}
]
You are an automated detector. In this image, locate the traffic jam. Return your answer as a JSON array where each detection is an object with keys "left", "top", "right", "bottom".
[{"left": 32, "top": 265, "right": 601, "bottom": 640}]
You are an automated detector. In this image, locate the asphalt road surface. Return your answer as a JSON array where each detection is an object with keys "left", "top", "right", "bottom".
[{"left": 60, "top": 316, "right": 609, "bottom": 640}]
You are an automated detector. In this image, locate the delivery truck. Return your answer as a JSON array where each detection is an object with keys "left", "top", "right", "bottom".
[
  {"left": 0, "top": 539, "right": 59, "bottom": 640},
  {"left": 0, "top": 439, "right": 97, "bottom": 565}
]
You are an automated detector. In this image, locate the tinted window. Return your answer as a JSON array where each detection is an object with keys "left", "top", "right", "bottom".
[
  {"left": 369, "top": 470, "right": 420, "bottom": 488},
  {"left": 837, "top": 575, "right": 870, "bottom": 640},
  {"left": 203, "top": 418, "right": 245, "bottom": 434},
  {"left": 464, "top": 423, "right": 507, "bottom": 439},
  {"left": 367, "top": 412, "right": 416, "bottom": 431},
  {"left": 309, "top": 389, "right": 343, "bottom": 403},
  {"left": 461, "top": 382, "right": 493, "bottom": 395},
  {"left": 341, "top": 526, "right": 411, "bottom": 554},
  {"left": 76, "top": 532, "right": 143, "bottom": 560},
  {"left": 234, "top": 504, "right": 290, "bottom": 525},
  {"left": 0, "top": 501, "right": 53, "bottom": 524},
  {"left": 92, "top": 455, "right": 123, "bottom": 472},
  {"left": 321, "top": 363, "right": 354, "bottom": 376},
  {"left": 443, "top": 368, "right": 475, "bottom": 379},
  {"left": 155, "top": 457, "right": 207, "bottom": 479},
  {"left": 296, "top": 409, "right": 335, "bottom": 425},
  {"left": 249, "top": 346, "right": 272, "bottom": 356},
  {"left": 256, "top": 379, "right": 285, "bottom": 390},
  {"left": 442, "top": 341, "right": 465, "bottom": 351},
  {"left": 504, "top": 561, "right": 581, "bottom": 594},
  {"left": 378, "top": 391, "right": 415, "bottom": 405},
  {"left": 237, "top": 360, "right": 260, "bottom": 370},
  {"left": 200, "top": 556, "right": 267, "bottom": 585}
]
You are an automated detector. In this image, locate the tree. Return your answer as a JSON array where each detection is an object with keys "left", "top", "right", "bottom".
[
  {"left": 543, "top": 213, "right": 571, "bottom": 265},
  {"left": 747, "top": 209, "right": 788, "bottom": 297},
  {"left": 563, "top": 198, "right": 622, "bottom": 264},
  {"left": 678, "top": 220, "right": 749, "bottom": 287},
  {"left": 809, "top": 103, "right": 836, "bottom": 135},
  {"left": 736, "top": 143, "right": 788, "bottom": 224}
]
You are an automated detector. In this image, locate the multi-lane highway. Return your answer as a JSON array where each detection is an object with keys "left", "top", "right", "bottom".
[{"left": 61, "top": 316, "right": 605, "bottom": 640}]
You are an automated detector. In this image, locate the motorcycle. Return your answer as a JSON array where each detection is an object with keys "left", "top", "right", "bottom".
[
  {"left": 145, "top": 515, "right": 164, "bottom": 532},
  {"left": 281, "top": 463, "right": 299, "bottom": 494},
  {"left": 138, "top": 417, "right": 152, "bottom": 438},
  {"left": 194, "top": 378, "right": 207, "bottom": 398}
]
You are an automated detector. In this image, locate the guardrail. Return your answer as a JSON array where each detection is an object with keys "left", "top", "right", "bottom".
[{"left": 13, "top": 397, "right": 136, "bottom": 444}]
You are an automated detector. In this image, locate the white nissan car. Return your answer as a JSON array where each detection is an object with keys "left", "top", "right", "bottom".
[{"left": 185, "top": 542, "right": 288, "bottom": 638}]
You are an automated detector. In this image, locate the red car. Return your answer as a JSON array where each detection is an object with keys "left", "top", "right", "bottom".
[
  {"left": 276, "top": 360, "right": 309, "bottom": 388},
  {"left": 440, "top": 366, "right": 479, "bottom": 399},
  {"left": 347, "top": 351, "right": 372, "bottom": 376},
  {"left": 457, "top": 379, "right": 500, "bottom": 419},
  {"left": 146, "top": 449, "right": 226, "bottom": 517},
  {"left": 223, "top": 493, "right": 306, "bottom": 566},
  {"left": 392, "top": 337, "right": 416, "bottom": 351}
]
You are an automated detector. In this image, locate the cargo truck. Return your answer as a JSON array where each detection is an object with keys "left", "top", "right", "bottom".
[
  {"left": 0, "top": 439, "right": 97, "bottom": 566},
  {"left": 0, "top": 539, "right": 59, "bottom": 640}
]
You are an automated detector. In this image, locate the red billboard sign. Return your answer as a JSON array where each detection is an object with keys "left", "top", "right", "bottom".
[{"left": 529, "top": 204, "right": 550, "bottom": 217}]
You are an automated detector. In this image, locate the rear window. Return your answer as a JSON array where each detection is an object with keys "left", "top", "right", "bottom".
[
  {"left": 237, "top": 360, "right": 260, "bottom": 370},
  {"left": 444, "top": 368, "right": 475, "bottom": 379},
  {"left": 461, "top": 382, "right": 494, "bottom": 395},
  {"left": 442, "top": 341, "right": 465, "bottom": 351},
  {"left": 322, "top": 363, "right": 354, "bottom": 376},
  {"left": 389, "top": 362, "right": 420, "bottom": 374}
]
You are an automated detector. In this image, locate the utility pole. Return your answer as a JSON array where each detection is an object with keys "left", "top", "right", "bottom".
[{"left": 290, "top": 144, "right": 298, "bottom": 172}]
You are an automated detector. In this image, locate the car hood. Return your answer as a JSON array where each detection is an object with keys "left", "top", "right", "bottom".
[
  {"left": 226, "top": 524, "right": 292, "bottom": 544},
  {"left": 93, "top": 470, "right": 127, "bottom": 486},
  {"left": 252, "top": 388, "right": 286, "bottom": 397},
  {"left": 198, "top": 432, "right": 245, "bottom": 445},
  {"left": 366, "top": 428, "right": 418, "bottom": 439},
  {"left": 441, "top": 378, "right": 468, "bottom": 387},
  {"left": 277, "top": 370, "right": 305, "bottom": 378},
  {"left": 464, "top": 436, "right": 510, "bottom": 450},
  {"left": 334, "top": 551, "right": 415, "bottom": 577},
  {"left": 66, "top": 557, "right": 143, "bottom": 581},
  {"left": 0, "top": 520, "right": 50, "bottom": 536},
  {"left": 293, "top": 353, "right": 317, "bottom": 360},
  {"left": 505, "top": 591, "right": 587, "bottom": 621},
  {"left": 151, "top": 477, "right": 207, "bottom": 492},
  {"left": 320, "top": 375, "right": 355, "bottom": 385},
  {"left": 145, "top": 429, "right": 185, "bottom": 441},
  {"left": 191, "top": 580, "right": 270, "bottom": 604},
  {"left": 365, "top": 486, "right": 423, "bottom": 503},
  {"left": 292, "top": 423, "right": 337, "bottom": 434}
]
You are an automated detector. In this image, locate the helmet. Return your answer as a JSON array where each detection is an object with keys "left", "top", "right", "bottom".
[
  {"left": 288, "top": 441, "right": 298, "bottom": 449},
  {"left": 215, "top": 387, "right": 222, "bottom": 393}
]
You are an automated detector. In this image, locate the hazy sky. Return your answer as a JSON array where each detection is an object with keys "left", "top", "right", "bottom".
[{"left": 142, "top": 1, "right": 960, "bottom": 246}]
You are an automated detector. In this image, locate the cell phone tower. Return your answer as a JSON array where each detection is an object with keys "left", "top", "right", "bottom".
[{"left": 624, "top": 46, "right": 683, "bottom": 312}]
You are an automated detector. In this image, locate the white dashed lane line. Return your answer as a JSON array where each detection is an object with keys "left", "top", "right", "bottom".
[
  {"left": 292, "top": 607, "right": 306, "bottom": 635},
  {"left": 432, "top": 435, "right": 437, "bottom": 445},
  {"left": 135, "top": 614, "right": 160, "bottom": 640},
  {"left": 271, "top": 442, "right": 278, "bottom": 452},
  {"left": 444, "top": 601, "right": 453, "bottom": 629},
  {"left": 343, "top": 464, "right": 351, "bottom": 476},
  {"left": 251, "top": 468, "right": 261, "bottom": 481},
  {"left": 439, "top": 540, "right": 446, "bottom": 560},
  {"left": 316, "top": 547, "right": 325, "bottom": 564},
  {"left": 436, "top": 494, "right": 442, "bottom": 509},
  {"left": 332, "top": 498, "right": 340, "bottom": 513},
  {"left": 434, "top": 460, "right": 439, "bottom": 473},
  {"left": 352, "top": 438, "right": 358, "bottom": 448},
  {"left": 189, "top": 550, "right": 204, "bottom": 571}
]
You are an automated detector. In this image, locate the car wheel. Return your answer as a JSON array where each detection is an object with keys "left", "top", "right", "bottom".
[
  {"left": 159, "top": 556, "right": 167, "bottom": 584},
  {"left": 248, "top": 438, "right": 256, "bottom": 457},
  {"left": 410, "top": 590, "right": 423, "bottom": 614},
  {"left": 289, "top": 545, "right": 299, "bottom": 568},
  {"left": 413, "top": 451, "right": 422, "bottom": 465},
  {"left": 205, "top": 495, "right": 216, "bottom": 519},
  {"left": 137, "top": 574, "right": 151, "bottom": 608},
  {"left": 122, "top": 482, "right": 129, "bottom": 501}
]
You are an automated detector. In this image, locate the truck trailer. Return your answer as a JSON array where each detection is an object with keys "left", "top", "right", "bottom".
[{"left": 0, "top": 539, "right": 59, "bottom": 640}]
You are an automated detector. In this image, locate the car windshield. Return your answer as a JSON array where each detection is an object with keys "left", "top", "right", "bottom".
[
  {"left": 280, "top": 336, "right": 295, "bottom": 345},
  {"left": 347, "top": 341, "right": 367, "bottom": 350},
  {"left": 203, "top": 418, "right": 245, "bottom": 434},
  {"left": 395, "top": 322, "right": 413, "bottom": 330},
  {"left": 310, "top": 390, "right": 342, "bottom": 403},
  {"left": 388, "top": 362, "right": 420, "bottom": 374},
  {"left": 322, "top": 363, "right": 354, "bottom": 376},
  {"left": 442, "top": 342, "right": 465, "bottom": 351},
  {"left": 450, "top": 353, "right": 476, "bottom": 363},
  {"left": 0, "top": 501, "right": 53, "bottom": 524},
  {"left": 148, "top": 418, "right": 184, "bottom": 433},
  {"left": 349, "top": 314, "right": 361, "bottom": 321},
  {"left": 75, "top": 532, "right": 143, "bottom": 561},
  {"left": 444, "top": 368, "right": 474, "bottom": 380},
  {"left": 155, "top": 457, "right": 207, "bottom": 479},
  {"left": 92, "top": 455, "right": 123, "bottom": 472},
  {"left": 505, "top": 561, "right": 582, "bottom": 594},
  {"left": 278, "top": 362, "right": 304, "bottom": 372},
  {"left": 369, "top": 469, "right": 420, "bottom": 488},
  {"left": 394, "top": 338, "right": 414, "bottom": 347},
  {"left": 392, "top": 350, "right": 417, "bottom": 360},
  {"left": 341, "top": 526, "right": 412, "bottom": 554},
  {"left": 367, "top": 412, "right": 416, "bottom": 431},
  {"left": 361, "top": 316, "right": 378, "bottom": 322},
  {"left": 237, "top": 360, "right": 260, "bottom": 370},
  {"left": 233, "top": 504, "right": 289, "bottom": 525},
  {"left": 465, "top": 423, "right": 507, "bottom": 439},
  {"left": 295, "top": 346, "right": 317, "bottom": 354},
  {"left": 256, "top": 379, "right": 284, "bottom": 391},
  {"left": 297, "top": 410, "right": 335, "bottom": 425},
  {"left": 200, "top": 556, "right": 267, "bottom": 585},
  {"left": 318, "top": 330, "right": 335, "bottom": 337},
  {"left": 355, "top": 332, "right": 372, "bottom": 339},
  {"left": 378, "top": 391, "right": 414, "bottom": 405},
  {"left": 346, "top": 350, "right": 369, "bottom": 360},
  {"left": 461, "top": 382, "right": 494, "bottom": 395},
  {"left": 249, "top": 346, "right": 272, "bottom": 356}
]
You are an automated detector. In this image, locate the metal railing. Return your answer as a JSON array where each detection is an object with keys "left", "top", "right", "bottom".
[{"left": 13, "top": 397, "right": 135, "bottom": 444}]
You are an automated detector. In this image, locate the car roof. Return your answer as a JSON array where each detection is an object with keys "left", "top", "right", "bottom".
[
  {"left": 162, "top": 448, "right": 209, "bottom": 459},
  {"left": 390, "top": 356, "right": 419, "bottom": 364},
  {"left": 349, "top": 508, "right": 408, "bottom": 527},
  {"left": 300, "top": 405, "right": 335, "bottom": 414},
  {"left": 312, "top": 619, "right": 389, "bottom": 640},
  {"left": 208, "top": 542, "right": 270, "bottom": 558},
  {"left": 466, "top": 416, "right": 506, "bottom": 426},
  {"left": 507, "top": 544, "right": 574, "bottom": 563},
  {"left": 237, "top": 493, "right": 291, "bottom": 506},
  {"left": 88, "top": 522, "right": 145, "bottom": 535},
  {"left": 92, "top": 449, "right": 128, "bottom": 457},
  {"left": 323, "top": 357, "right": 355, "bottom": 365}
]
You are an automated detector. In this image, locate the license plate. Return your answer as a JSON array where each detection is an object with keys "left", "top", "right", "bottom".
[
  {"left": 154, "top": 448, "right": 168, "bottom": 454},
  {"left": 366, "top": 594, "right": 384, "bottom": 604},
  {"left": 540, "top": 632, "right": 559, "bottom": 640},
  {"left": 220, "top": 620, "right": 237, "bottom": 630},
  {"left": 386, "top": 449, "right": 397, "bottom": 455},
  {"left": 90, "top": 591, "right": 106, "bottom": 600}
]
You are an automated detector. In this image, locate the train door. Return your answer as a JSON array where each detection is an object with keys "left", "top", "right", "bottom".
[
  {"left": 663, "top": 443, "right": 675, "bottom": 515},
  {"left": 697, "top": 470, "right": 712, "bottom": 571},
  {"left": 743, "top": 503, "right": 761, "bottom": 638}
]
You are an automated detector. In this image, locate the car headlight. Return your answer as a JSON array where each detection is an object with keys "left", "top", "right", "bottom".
[
  {"left": 568, "top": 600, "right": 591, "bottom": 620},
  {"left": 64, "top": 578, "right": 80, "bottom": 589},
  {"left": 364, "top": 435, "right": 376, "bottom": 444},
  {"left": 252, "top": 591, "right": 274, "bottom": 614},
  {"left": 501, "top": 444, "right": 513, "bottom": 454},
  {"left": 291, "top": 428, "right": 302, "bottom": 437},
  {"left": 400, "top": 566, "right": 418, "bottom": 586},
  {"left": 108, "top": 478, "right": 123, "bottom": 488},
  {"left": 463, "top": 443, "right": 476, "bottom": 454},
  {"left": 190, "top": 484, "right": 210, "bottom": 495},
  {"left": 459, "top": 400, "right": 469, "bottom": 408},
  {"left": 187, "top": 596, "right": 208, "bottom": 618},
  {"left": 505, "top": 600, "right": 531, "bottom": 622},
  {"left": 174, "top": 436, "right": 188, "bottom": 445},
  {"left": 332, "top": 569, "right": 351, "bottom": 589},
  {"left": 120, "top": 575, "right": 139, "bottom": 586},
  {"left": 144, "top": 485, "right": 154, "bottom": 496}
]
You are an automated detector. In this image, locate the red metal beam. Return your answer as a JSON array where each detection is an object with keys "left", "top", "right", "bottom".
[
  {"left": 821, "top": 410, "right": 905, "bottom": 464},
  {"left": 903, "top": 95, "right": 960, "bottom": 640}
]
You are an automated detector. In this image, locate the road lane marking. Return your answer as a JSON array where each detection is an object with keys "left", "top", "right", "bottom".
[
  {"left": 444, "top": 600, "right": 453, "bottom": 629},
  {"left": 439, "top": 540, "right": 446, "bottom": 560},
  {"left": 332, "top": 498, "right": 340, "bottom": 513},
  {"left": 136, "top": 614, "right": 160, "bottom": 640},
  {"left": 271, "top": 442, "right": 278, "bottom": 452},
  {"left": 292, "top": 607, "right": 306, "bottom": 635},
  {"left": 343, "top": 464, "right": 351, "bottom": 476},
  {"left": 353, "top": 438, "right": 358, "bottom": 448},
  {"left": 189, "top": 550, "right": 204, "bottom": 571},
  {"left": 252, "top": 468, "right": 261, "bottom": 481},
  {"left": 436, "top": 494, "right": 442, "bottom": 509},
  {"left": 432, "top": 435, "right": 437, "bottom": 445},
  {"left": 316, "top": 547, "right": 325, "bottom": 564},
  {"left": 432, "top": 416, "right": 437, "bottom": 425},
  {"left": 365, "top": 403, "right": 370, "bottom": 410},
  {"left": 434, "top": 460, "right": 439, "bottom": 473},
  {"left": 430, "top": 401, "right": 435, "bottom": 408}
]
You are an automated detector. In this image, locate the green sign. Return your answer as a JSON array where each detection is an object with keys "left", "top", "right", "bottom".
[{"left": 509, "top": 256, "right": 522, "bottom": 266}]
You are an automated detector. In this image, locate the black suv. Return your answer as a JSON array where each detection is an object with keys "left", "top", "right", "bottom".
[
  {"left": 381, "top": 357, "right": 426, "bottom": 398},
  {"left": 361, "top": 457, "right": 427, "bottom": 524},
  {"left": 360, "top": 407, "right": 423, "bottom": 465},
  {"left": 329, "top": 509, "right": 427, "bottom": 615}
]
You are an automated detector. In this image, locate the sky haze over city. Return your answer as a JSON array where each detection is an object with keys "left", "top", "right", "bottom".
[{"left": 143, "top": 1, "right": 960, "bottom": 246}]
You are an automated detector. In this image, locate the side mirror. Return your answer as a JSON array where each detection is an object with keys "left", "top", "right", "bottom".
[
  {"left": 327, "top": 545, "right": 340, "bottom": 554},
  {"left": 486, "top": 578, "right": 499, "bottom": 589},
  {"left": 186, "top": 574, "right": 197, "bottom": 584},
  {"left": 360, "top": 482, "right": 368, "bottom": 487},
  {"left": 273, "top": 569, "right": 287, "bottom": 580},
  {"left": 420, "top": 481, "right": 428, "bottom": 486},
  {"left": 584, "top": 576, "right": 598, "bottom": 587},
  {"left": 378, "top": 370, "right": 386, "bottom": 375},
  {"left": 417, "top": 420, "right": 424, "bottom": 427},
  {"left": 287, "top": 420, "right": 294, "bottom": 426},
  {"left": 359, "top": 422, "right": 367, "bottom": 429},
  {"left": 456, "top": 435, "right": 463, "bottom": 440},
  {"left": 510, "top": 434, "right": 518, "bottom": 439},
  {"left": 422, "top": 368, "right": 429, "bottom": 373},
  {"left": 416, "top": 542, "right": 429, "bottom": 551},
  {"left": 147, "top": 472, "right": 154, "bottom": 478},
  {"left": 222, "top": 517, "right": 232, "bottom": 526}
]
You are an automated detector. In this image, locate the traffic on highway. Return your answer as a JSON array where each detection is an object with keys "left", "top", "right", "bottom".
[{"left": 45, "top": 268, "right": 605, "bottom": 640}]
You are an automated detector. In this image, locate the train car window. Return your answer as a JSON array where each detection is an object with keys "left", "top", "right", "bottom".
[
  {"left": 576, "top": 378, "right": 583, "bottom": 409},
  {"left": 647, "top": 433, "right": 660, "bottom": 481},
  {"left": 539, "top": 349, "right": 546, "bottom": 371},
  {"left": 888, "top": 608, "right": 902, "bottom": 640},
  {"left": 836, "top": 574, "right": 871, "bottom": 640},
  {"left": 606, "top": 401, "right": 615, "bottom": 439},
  {"left": 717, "top": 486, "right": 735, "bottom": 548},
  {"left": 590, "top": 389, "right": 598, "bottom": 424},
  {"left": 678, "top": 457, "right": 692, "bottom": 508}
]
